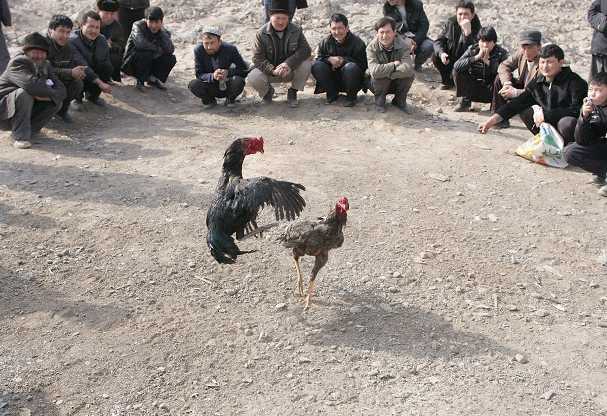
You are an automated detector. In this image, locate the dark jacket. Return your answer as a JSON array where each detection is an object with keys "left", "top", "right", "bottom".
[
  {"left": 253, "top": 22, "right": 311, "bottom": 75},
  {"left": 101, "top": 20, "right": 126, "bottom": 57},
  {"left": 383, "top": 0, "right": 429, "bottom": 45},
  {"left": 588, "top": 0, "right": 607, "bottom": 56},
  {"left": 0, "top": 0, "right": 11, "bottom": 71},
  {"left": 434, "top": 15, "right": 482, "bottom": 60},
  {"left": 123, "top": 19, "right": 175, "bottom": 69},
  {"left": 316, "top": 31, "right": 367, "bottom": 71},
  {"left": 574, "top": 106, "right": 607, "bottom": 145},
  {"left": 194, "top": 42, "right": 248, "bottom": 83},
  {"left": 46, "top": 36, "right": 87, "bottom": 83},
  {"left": 497, "top": 67, "right": 589, "bottom": 125},
  {"left": 454, "top": 43, "right": 509, "bottom": 85},
  {"left": 0, "top": 54, "right": 67, "bottom": 119},
  {"left": 119, "top": 0, "right": 149, "bottom": 9},
  {"left": 69, "top": 29, "right": 113, "bottom": 82}
]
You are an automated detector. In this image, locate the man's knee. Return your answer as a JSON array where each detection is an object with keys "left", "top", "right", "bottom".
[
  {"left": 231, "top": 75, "right": 246, "bottom": 90},
  {"left": 563, "top": 142, "right": 582, "bottom": 165},
  {"left": 311, "top": 60, "right": 331, "bottom": 78},
  {"left": 341, "top": 62, "right": 363, "bottom": 76},
  {"left": 13, "top": 88, "right": 34, "bottom": 108},
  {"left": 247, "top": 68, "right": 268, "bottom": 90},
  {"left": 558, "top": 116, "right": 577, "bottom": 142}
]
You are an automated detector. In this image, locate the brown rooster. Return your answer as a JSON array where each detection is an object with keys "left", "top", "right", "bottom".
[{"left": 278, "top": 197, "right": 349, "bottom": 309}]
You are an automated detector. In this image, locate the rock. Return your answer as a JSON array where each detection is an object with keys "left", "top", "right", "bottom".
[
  {"left": 589, "top": 282, "right": 599, "bottom": 288},
  {"left": 188, "top": 261, "right": 196, "bottom": 269},
  {"left": 598, "top": 321, "right": 607, "bottom": 328},
  {"left": 542, "top": 390, "right": 556, "bottom": 401},
  {"left": 288, "top": 140, "right": 295, "bottom": 145},
  {"left": 388, "top": 286, "right": 399, "bottom": 293},
  {"left": 514, "top": 354, "right": 528, "bottom": 364},
  {"left": 420, "top": 251, "right": 434, "bottom": 259},
  {"left": 379, "top": 373, "right": 395, "bottom": 380},
  {"left": 298, "top": 357, "right": 312, "bottom": 364},
  {"left": 487, "top": 214, "right": 498, "bottom": 223},
  {"left": 392, "top": 271, "right": 403, "bottom": 278},
  {"left": 275, "top": 303, "right": 287, "bottom": 311},
  {"left": 368, "top": 369, "right": 379, "bottom": 376},
  {"left": 244, "top": 328, "right": 254, "bottom": 336},
  {"left": 428, "top": 173, "right": 450, "bottom": 182},
  {"left": 534, "top": 309, "right": 549, "bottom": 318},
  {"left": 159, "top": 403, "right": 169, "bottom": 410},
  {"left": 225, "top": 288, "right": 239, "bottom": 296},
  {"left": 506, "top": 305, "right": 519, "bottom": 312}
]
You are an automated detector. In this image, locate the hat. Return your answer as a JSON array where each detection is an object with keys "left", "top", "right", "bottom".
[
  {"left": 22, "top": 32, "right": 50, "bottom": 53},
  {"left": 269, "top": 0, "right": 290, "bottom": 15},
  {"left": 146, "top": 6, "right": 164, "bottom": 21},
  {"left": 519, "top": 30, "right": 542, "bottom": 46},
  {"left": 203, "top": 27, "right": 222, "bottom": 38},
  {"left": 97, "top": 0, "right": 120, "bottom": 12}
]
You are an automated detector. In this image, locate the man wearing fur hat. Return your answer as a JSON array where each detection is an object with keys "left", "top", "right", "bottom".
[
  {"left": 248, "top": 0, "right": 312, "bottom": 108},
  {"left": 261, "top": 0, "right": 308, "bottom": 23},
  {"left": 96, "top": 0, "right": 125, "bottom": 82},
  {"left": 0, "top": 33, "right": 66, "bottom": 149},
  {"left": 122, "top": 7, "right": 177, "bottom": 91}
]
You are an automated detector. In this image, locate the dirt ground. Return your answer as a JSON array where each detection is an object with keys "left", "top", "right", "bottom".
[{"left": 1, "top": 0, "right": 607, "bottom": 415}]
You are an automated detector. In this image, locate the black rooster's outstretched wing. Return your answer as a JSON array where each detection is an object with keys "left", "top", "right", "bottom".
[{"left": 232, "top": 177, "right": 306, "bottom": 236}]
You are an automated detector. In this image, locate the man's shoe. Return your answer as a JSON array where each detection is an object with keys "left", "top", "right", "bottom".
[
  {"left": 375, "top": 94, "right": 386, "bottom": 113},
  {"left": 58, "top": 111, "right": 73, "bottom": 124},
  {"left": 343, "top": 97, "right": 356, "bottom": 107},
  {"left": 12, "top": 139, "right": 32, "bottom": 149},
  {"left": 454, "top": 97, "right": 471, "bottom": 112},
  {"left": 88, "top": 96, "right": 106, "bottom": 107},
  {"left": 588, "top": 175, "right": 607, "bottom": 186},
  {"left": 225, "top": 98, "right": 236, "bottom": 108},
  {"left": 202, "top": 98, "right": 217, "bottom": 109},
  {"left": 414, "top": 63, "right": 423, "bottom": 72},
  {"left": 262, "top": 85, "right": 274, "bottom": 103},
  {"left": 392, "top": 100, "right": 410, "bottom": 113},
  {"left": 599, "top": 185, "right": 607, "bottom": 197},
  {"left": 135, "top": 79, "right": 146, "bottom": 92},
  {"left": 148, "top": 76, "right": 167, "bottom": 90},
  {"left": 325, "top": 94, "right": 338, "bottom": 105},
  {"left": 71, "top": 100, "right": 84, "bottom": 112},
  {"left": 287, "top": 88, "right": 299, "bottom": 108},
  {"left": 494, "top": 120, "right": 510, "bottom": 129}
]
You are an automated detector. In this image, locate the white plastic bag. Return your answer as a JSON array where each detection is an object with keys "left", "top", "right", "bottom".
[{"left": 515, "top": 120, "right": 568, "bottom": 168}]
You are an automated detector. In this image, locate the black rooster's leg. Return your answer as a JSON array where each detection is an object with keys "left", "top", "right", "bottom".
[
  {"left": 292, "top": 253, "right": 304, "bottom": 297},
  {"left": 304, "top": 252, "right": 328, "bottom": 310}
]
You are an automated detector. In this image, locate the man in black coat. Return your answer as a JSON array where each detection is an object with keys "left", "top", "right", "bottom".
[
  {"left": 479, "top": 44, "right": 588, "bottom": 145},
  {"left": 311, "top": 13, "right": 367, "bottom": 107},
  {"left": 453, "top": 26, "right": 508, "bottom": 112},
  {"left": 383, "top": 0, "right": 432, "bottom": 71},
  {"left": 588, "top": 0, "right": 607, "bottom": 78},
  {"left": 46, "top": 14, "right": 86, "bottom": 123},
  {"left": 118, "top": 0, "right": 149, "bottom": 41},
  {"left": 96, "top": 0, "right": 125, "bottom": 82},
  {"left": 122, "top": 7, "right": 177, "bottom": 91},
  {"left": 564, "top": 72, "right": 607, "bottom": 196},
  {"left": 0, "top": 33, "right": 66, "bottom": 149},
  {"left": 433, "top": 0, "right": 481, "bottom": 89},
  {"left": 262, "top": 0, "right": 307, "bottom": 22},
  {"left": 70, "top": 10, "right": 113, "bottom": 106},
  {"left": 188, "top": 28, "right": 249, "bottom": 109}
]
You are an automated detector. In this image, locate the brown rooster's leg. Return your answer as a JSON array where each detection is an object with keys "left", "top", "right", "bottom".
[
  {"left": 304, "top": 253, "right": 328, "bottom": 310},
  {"left": 292, "top": 255, "right": 304, "bottom": 297}
]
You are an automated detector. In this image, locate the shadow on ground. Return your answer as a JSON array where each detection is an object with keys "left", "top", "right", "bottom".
[{"left": 0, "top": 390, "right": 60, "bottom": 416}]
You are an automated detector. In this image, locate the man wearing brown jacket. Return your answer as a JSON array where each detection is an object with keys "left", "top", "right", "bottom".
[
  {"left": 492, "top": 30, "right": 542, "bottom": 129},
  {"left": 0, "top": 33, "right": 66, "bottom": 149},
  {"left": 248, "top": 0, "right": 312, "bottom": 108}
]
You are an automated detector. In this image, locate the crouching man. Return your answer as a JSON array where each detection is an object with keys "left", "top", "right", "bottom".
[
  {"left": 248, "top": 0, "right": 312, "bottom": 108},
  {"left": 122, "top": 7, "right": 177, "bottom": 91},
  {"left": 188, "top": 28, "right": 249, "bottom": 109},
  {"left": 0, "top": 33, "right": 66, "bottom": 149},
  {"left": 564, "top": 72, "right": 607, "bottom": 196},
  {"left": 367, "top": 16, "right": 415, "bottom": 113}
]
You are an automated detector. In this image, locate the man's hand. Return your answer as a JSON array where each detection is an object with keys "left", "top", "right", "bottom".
[
  {"left": 478, "top": 114, "right": 503, "bottom": 134},
  {"left": 460, "top": 19, "right": 472, "bottom": 36},
  {"left": 499, "top": 84, "right": 521, "bottom": 99},
  {"left": 582, "top": 99, "right": 593, "bottom": 119},
  {"left": 327, "top": 56, "right": 344, "bottom": 70},
  {"left": 410, "top": 39, "right": 417, "bottom": 53},
  {"left": 273, "top": 63, "right": 291, "bottom": 77},
  {"left": 213, "top": 68, "right": 227, "bottom": 81},
  {"left": 96, "top": 79, "right": 112, "bottom": 94},
  {"left": 533, "top": 107, "right": 545, "bottom": 125},
  {"left": 71, "top": 66, "right": 87, "bottom": 80},
  {"left": 440, "top": 53, "right": 449, "bottom": 65}
]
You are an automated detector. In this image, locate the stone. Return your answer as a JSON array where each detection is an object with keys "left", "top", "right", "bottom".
[
  {"left": 507, "top": 305, "right": 519, "bottom": 312},
  {"left": 244, "top": 328, "right": 254, "bottom": 336},
  {"left": 225, "top": 288, "right": 239, "bottom": 296},
  {"left": 514, "top": 354, "right": 528, "bottom": 364},
  {"left": 298, "top": 357, "right": 312, "bottom": 364},
  {"left": 349, "top": 306, "right": 363, "bottom": 314},
  {"left": 392, "top": 271, "right": 403, "bottom": 278},
  {"left": 542, "top": 390, "right": 556, "bottom": 401},
  {"left": 275, "top": 303, "right": 287, "bottom": 311},
  {"left": 368, "top": 369, "right": 379, "bottom": 376},
  {"left": 598, "top": 321, "right": 607, "bottom": 328},
  {"left": 534, "top": 310, "right": 549, "bottom": 318},
  {"left": 388, "top": 286, "right": 399, "bottom": 293}
]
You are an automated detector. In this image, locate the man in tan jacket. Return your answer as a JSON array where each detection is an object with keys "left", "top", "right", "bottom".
[
  {"left": 492, "top": 30, "right": 542, "bottom": 129},
  {"left": 366, "top": 16, "right": 415, "bottom": 113},
  {"left": 248, "top": 0, "right": 312, "bottom": 108}
]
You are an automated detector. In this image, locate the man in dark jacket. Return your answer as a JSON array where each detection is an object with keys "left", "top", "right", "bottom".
[
  {"left": 479, "top": 44, "right": 588, "bottom": 145},
  {"left": 248, "top": 0, "right": 312, "bottom": 108},
  {"left": 564, "top": 72, "right": 607, "bottom": 196},
  {"left": 262, "top": 0, "right": 307, "bottom": 22},
  {"left": 492, "top": 30, "right": 542, "bottom": 128},
  {"left": 96, "top": 0, "right": 125, "bottom": 82},
  {"left": 311, "top": 13, "right": 367, "bottom": 107},
  {"left": 70, "top": 10, "right": 113, "bottom": 106},
  {"left": 588, "top": 0, "right": 607, "bottom": 78},
  {"left": 122, "top": 7, "right": 177, "bottom": 91},
  {"left": 383, "top": 0, "right": 432, "bottom": 71},
  {"left": 433, "top": 0, "right": 481, "bottom": 89},
  {"left": 0, "top": 33, "right": 66, "bottom": 149},
  {"left": 46, "top": 15, "right": 86, "bottom": 123},
  {"left": 188, "top": 28, "right": 248, "bottom": 109},
  {"left": 453, "top": 26, "right": 508, "bottom": 112},
  {"left": 118, "top": 0, "right": 149, "bottom": 41}
]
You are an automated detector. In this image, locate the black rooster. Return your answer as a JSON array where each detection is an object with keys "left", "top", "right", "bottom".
[
  {"left": 278, "top": 197, "right": 349, "bottom": 309},
  {"left": 206, "top": 137, "right": 306, "bottom": 264}
]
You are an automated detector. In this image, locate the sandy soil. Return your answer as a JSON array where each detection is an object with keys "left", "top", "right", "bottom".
[{"left": 1, "top": 1, "right": 606, "bottom": 415}]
